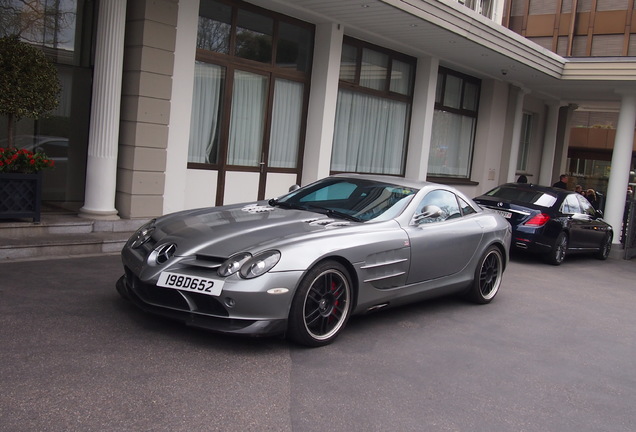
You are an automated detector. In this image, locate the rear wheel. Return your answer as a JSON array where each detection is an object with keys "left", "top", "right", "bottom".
[
  {"left": 546, "top": 232, "right": 568, "bottom": 265},
  {"left": 595, "top": 233, "right": 612, "bottom": 260},
  {"left": 287, "top": 260, "right": 353, "bottom": 347},
  {"left": 465, "top": 246, "right": 503, "bottom": 304}
]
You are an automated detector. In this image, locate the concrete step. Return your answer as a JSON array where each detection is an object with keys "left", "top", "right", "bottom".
[{"left": 0, "top": 214, "right": 146, "bottom": 261}]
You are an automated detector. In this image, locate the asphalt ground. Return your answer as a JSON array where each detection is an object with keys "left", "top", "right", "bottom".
[{"left": 1, "top": 252, "right": 635, "bottom": 432}]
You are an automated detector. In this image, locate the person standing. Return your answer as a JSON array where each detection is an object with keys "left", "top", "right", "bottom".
[
  {"left": 552, "top": 174, "right": 568, "bottom": 189},
  {"left": 585, "top": 189, "right": 599, "bottom": 210}
]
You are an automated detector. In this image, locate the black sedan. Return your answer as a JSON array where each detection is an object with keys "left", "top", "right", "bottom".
[{"left": 474, "top": 183, "right": 612, "bottom": 265}]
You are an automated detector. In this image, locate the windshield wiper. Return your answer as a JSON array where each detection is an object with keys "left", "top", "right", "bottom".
[
  {"left": 269, "top": 199, "right": 360, "bottom": 222},
  {"left": 307, "top": 205, "right": 361, "bottom": 222},
  {"left": 268, "top": 199, "right": 307, "bottom": 211}
]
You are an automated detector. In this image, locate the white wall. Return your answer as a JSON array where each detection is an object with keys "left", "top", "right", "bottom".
[
  {"left": 164, "top": 0, "right": 199, "bottom": 213},
  {"left": 468, "top": 79, "right": 510, "bottom": 197}
]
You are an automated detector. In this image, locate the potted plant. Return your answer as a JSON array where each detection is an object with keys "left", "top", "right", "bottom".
[
  {"left": 0, "top": 35, "right": 60, "bottom": 223},
  {"left": 0, "top": 147, "right": 55, "bottom": 222}
]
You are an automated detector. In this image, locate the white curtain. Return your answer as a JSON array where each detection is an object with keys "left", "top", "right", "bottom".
[
  {"left": 428, "top": 110, "right": 475, "bottom": 177},
  {"left": 331, "top": 89, "right": 408, "bottom": 174},
  {"left": 188, "top": 62, "right": 224, "bottom": 163},
  {"left": 227, "top": 70, "right": 267, "bottom": 166},
  {"left": 269, "top": 79, "right": 303, "bottom": 168}
]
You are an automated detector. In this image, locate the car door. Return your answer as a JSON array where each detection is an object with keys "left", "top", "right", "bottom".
[
  {"left": 404, "top": 189, "right": 483, "bottom": 284},
  {"left": 560, "top": 194, "right": 587, "bottom": 249},
  {"left": 575, "top": 194, "right": 607, "bottom": 248}
]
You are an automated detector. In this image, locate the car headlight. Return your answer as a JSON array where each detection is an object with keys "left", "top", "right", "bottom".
[
  {"left": 129, "top": 219, "right": 156, "bottom": 248},
  {"left": 218, "top": 252, "right": 252, "bottom": 277},
  {"left": 239, "top": 250, "right": 281, "bottom": 279}
]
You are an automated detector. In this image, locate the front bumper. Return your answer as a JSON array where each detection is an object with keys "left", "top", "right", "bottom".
[{"left": 116, "top": 271, "right": 291, "bottom": 337}]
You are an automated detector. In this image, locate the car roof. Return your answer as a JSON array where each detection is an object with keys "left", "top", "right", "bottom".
[
  {"left": 331, "top": 173, "right": 440, "bottom": 190},
  {"left": 487, "top": 182, "right": 571, "bottom": 196}
]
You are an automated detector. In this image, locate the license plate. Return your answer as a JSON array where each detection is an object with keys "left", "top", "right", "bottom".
[
  {"left": 493, "top": 209, "right": 512, "bottom": 219},
  {"left": 157, "top": 271, "right": 224, "bottom": 296}
]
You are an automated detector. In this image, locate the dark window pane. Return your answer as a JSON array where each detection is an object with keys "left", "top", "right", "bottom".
[
  {"left": 462, "top": 81, "right": 479, "bottom": 111},
  {"left": 360, "top": 48, "right": 388, "bottom": 91},
  {"left": 235, "top": 9, "right": 273, "bottom": 63},
  {"left": 197, "top": 0, "right": 231, "bottom": 54},
  {"left": 339, "top": 44, "right": 357, "bottom": 82},
  {"left": 390, "top": 59, "right": 413, "bottom": 95},
  {"left": 435, "top": 73, "right": 444, "bottom": 103},
  {"left": 276, "top": 22, "right": 312, "bottom": 72},
  {"left": 443, "top": 74, "right": 462, "bottom": 109}
]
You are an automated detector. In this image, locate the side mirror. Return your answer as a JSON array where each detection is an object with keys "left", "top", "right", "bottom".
[{"left": 413, "top": 205, "right": 443, "bottom": 223}]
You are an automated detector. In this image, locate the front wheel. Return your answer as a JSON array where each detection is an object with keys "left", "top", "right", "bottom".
[
  {"left": 595, "top": 233, "right": 612, "bottom": 260},
  {"left": 287, "top": 260, "right": 353, "bottom": 347},
  {"left": 465, "top": 246, "right": 503, "bottom": 304},
  {"left": 546, "top": 232, "right": 568, "bottom": 265}
]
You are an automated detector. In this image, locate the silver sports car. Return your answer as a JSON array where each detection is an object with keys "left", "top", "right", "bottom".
[{"left": 117, "top": 174, "right": 511, "bottom": 346}]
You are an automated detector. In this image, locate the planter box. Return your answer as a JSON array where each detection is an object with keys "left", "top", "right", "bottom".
[{"left": 0, "top": 172, "right": 42, "bottom": 223}]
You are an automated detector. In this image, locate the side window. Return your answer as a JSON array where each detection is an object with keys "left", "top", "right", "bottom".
[
  {"left": 576, "top": 194, "right": 596, "bottom": 216},
  {"left": 414, "top": 190, "right": 461, "bottom": 224},
  {"left": 459, "top": 197, "right": 477, "bottom": 216},
  {"left": 561, "top": 194, "right": 581, "bottom": 214}
]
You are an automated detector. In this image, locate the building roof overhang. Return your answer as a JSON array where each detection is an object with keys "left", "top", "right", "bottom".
[{"left": 254, "top": 0, "right": 636, "bottom": 110}]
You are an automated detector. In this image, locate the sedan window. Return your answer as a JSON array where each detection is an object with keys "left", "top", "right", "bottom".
[
  {"left": 576, "top": 194, "right": 597, "bottom": 216},
  {"left": 561, "top": 194, "right": 581, "bottom": 214},
  {"left": 485, "top": 186, "right": 557, "bottom": 208}
]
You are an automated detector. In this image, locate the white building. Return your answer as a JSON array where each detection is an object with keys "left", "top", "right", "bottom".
[{"left": 2, "top": 0, "right": 635, "bottom": 247}]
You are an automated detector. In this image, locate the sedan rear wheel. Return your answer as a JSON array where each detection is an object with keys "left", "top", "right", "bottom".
[
  {"left": 466, "top": 246, "right": 503, "bottom": 304},
  {"left": 546, "top": 232, "right": 568, "bottom": 265},
  {"left": 288, "top": 261, "right": 353, "bottom": 347}
]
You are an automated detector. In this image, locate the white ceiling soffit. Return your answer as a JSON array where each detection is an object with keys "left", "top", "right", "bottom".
[{"left": 254, "top": 0, "right": 636, "bottom": 106}]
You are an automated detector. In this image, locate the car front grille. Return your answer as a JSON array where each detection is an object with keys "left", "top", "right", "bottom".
[{"left": 125, "top": 268, "right": 229, "bottom": 317}]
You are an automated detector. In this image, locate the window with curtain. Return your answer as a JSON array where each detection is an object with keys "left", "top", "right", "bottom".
[
  {"left": 188, "top": 62, "right": 225, "bottom": 164},
  {"left": 188, "top": 0, "right": 313, "bottom": 172},
  {"left": 428, "top": 67, "right": 481, "bottom": 178},
  {"left": 269, "top": 79, "right": 304, "bottom": 168},
  {"left": 227, "top": 71, "right": 267, "bottom": 166},
  {"left": 331, "top": 37, "right": 415, "bottom": 175}
]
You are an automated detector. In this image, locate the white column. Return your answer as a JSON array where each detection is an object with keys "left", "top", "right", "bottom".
[
  {"left": 301, "top": 23, "right": 343, "bottom": 185},
  {"left": 538, "top": 102, "right": 561, "bottom": 186},
  {"left": 404, "top": 56, "right": 438, "bottom": 181},
  {"left": 79, "top": 0, "right": 127, "bottom": 219},
  {"left": 604, "top": 92, "right": 636, "bottom": 245},
  {"left": 507, "top": 87, "right": 528, "bottom": 183}
]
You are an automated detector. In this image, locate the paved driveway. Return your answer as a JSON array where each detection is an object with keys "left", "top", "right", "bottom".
[{"left": 1, "top": 253, "right": 635, "bottom": 432}]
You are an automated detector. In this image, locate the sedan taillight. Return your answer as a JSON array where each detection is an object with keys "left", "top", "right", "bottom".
[{"left": 524, "top": 213, "right": 550, "bottom": 227}]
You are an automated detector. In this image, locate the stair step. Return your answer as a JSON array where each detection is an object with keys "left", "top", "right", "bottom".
[
  {"left": 0, "top": 214, "right": 147, "bottom": 261},
  {"left": 0, "top": 231, "right": 133, "bottom": 261}
]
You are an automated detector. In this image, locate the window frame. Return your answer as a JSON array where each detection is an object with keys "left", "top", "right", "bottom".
[
  {"left": 187, "top": 0, "right": 314, "bottom": 174},
  {"left": 428, "top": 67, "right": 481, "bottom": 181},
  {"left": 331, "top": 36, "right": 416, "bottom": 176}
]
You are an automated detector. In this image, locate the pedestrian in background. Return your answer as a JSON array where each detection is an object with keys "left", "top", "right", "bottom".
[
  {"left": 552, "top": 174, "right": 568, "bottom": 189},
  {"left": 586, "top": 189, "right": 599, "bottom": 210}
]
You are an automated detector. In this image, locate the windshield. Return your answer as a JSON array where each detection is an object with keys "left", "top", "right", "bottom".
[
  {"left": 275, "top": 178, "right": 418, "bottom": 222},
  {"left": 485, "top": 186, "right": 557, "bottom": 208}
]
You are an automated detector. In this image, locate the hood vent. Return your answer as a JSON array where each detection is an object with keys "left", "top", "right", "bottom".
[
  {"left": 241, "top": 204, "right": 275, "bottom": 213},
  {"left": 307, "top": 219, "right": 350, "bottom": 229}
]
